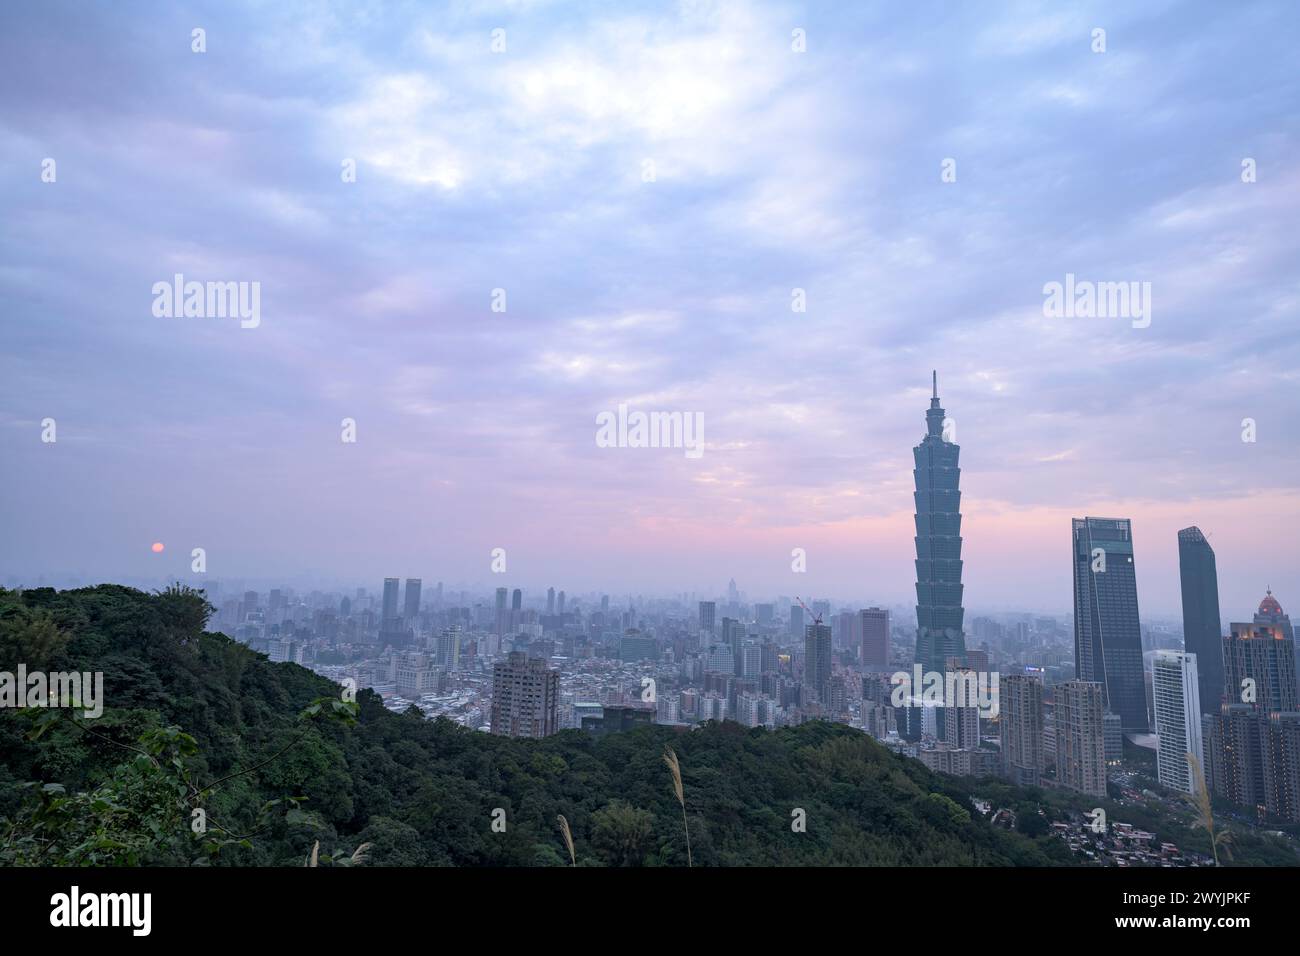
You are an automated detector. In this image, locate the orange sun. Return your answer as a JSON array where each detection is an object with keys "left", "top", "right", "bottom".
[{"left": 151, "top": 542, "right": 165, "bottom": 553}]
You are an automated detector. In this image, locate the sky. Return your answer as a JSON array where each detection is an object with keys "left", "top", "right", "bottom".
[{"left": 1, "top": 0, "right": 1298, "bottom": 618}]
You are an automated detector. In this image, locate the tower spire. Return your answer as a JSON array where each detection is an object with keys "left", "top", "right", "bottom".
[{"left": 932, "top": 370, "right": 938, "bottom": 399}]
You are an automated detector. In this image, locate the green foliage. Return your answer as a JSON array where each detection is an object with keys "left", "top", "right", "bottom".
[{"left": 6, "top": 585, "right": 1286, "bottom": 867}]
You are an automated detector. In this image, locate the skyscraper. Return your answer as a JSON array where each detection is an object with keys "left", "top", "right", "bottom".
[
  {"left": 1223, "top": 622, "right": 1298, "bottom": 713},
  {"left": 1001, "top": 673, "right": 1045, "bottom": 786},
  {"left": 381, "top": 578, "right": 400, "bottom": 628},
  {"left": 789, "top": 605, "right": 804, "bottom": 640},
  {"left": 804, "top": 622, "right": 832, "bottom": 704},
  {"left": 1055, "top": 680, "right": 1108, "bottom": 797},
  {"left": 495, "top": 586, "right": 508, "bottom": 638},
  {"left": 1178, "top": 526, "right": 1224, "bottom": 715},
  {"left": 699, "top": 601, "right": 716, "bottom": 636},
  {"left": 1254, "top": 589, "right": 1297, "bottom": 675},
  {"left": 860, "top": 607, "right": 889, "bottom": 672},
  {"left": 546, "top": 587, "right": 555, "bottom": 615},
  {"left": 512, "top": 588, "right": 522, "bottom": 612},
  {"left": 557, "top": 590, "right": 566, "bottom": 615},
  {"left": 490, "top": 652, "right": 559, "bottom": 738},
  {"left": 403, "top": 578, "right": 422, "bottom": 623},
  {"left": 1152, "top": 651, "right": 1204, "bottom": 794},
  {"left": 1071, "top": 517, "right": 1147, "bottom": 731},
  {"left": 913, "top": 372, "right": 966, "bottom": 675}
]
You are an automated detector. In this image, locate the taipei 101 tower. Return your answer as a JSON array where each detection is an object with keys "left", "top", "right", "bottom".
[{"left": 913, "top": 372, "right": 967, "bottom": 675}]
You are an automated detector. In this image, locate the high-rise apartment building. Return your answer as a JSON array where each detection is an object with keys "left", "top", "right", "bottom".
[
  {"left": 943, "top": 667, "right": 981, "bottom": 751},
  {"left": 913, "top": 372, "right": 966, "bottom": 675},
  {"left": 490, "top": 651, "right": 559, "bottom": 739},
  {"left": 1223, "top": 622, "right": 1298, "bottom": 713},
  {"left": 1254, "top": 589, "right": 1297, "bottom": 676},
  {"left": 546, "top": 587, "right": 555, "bottom": 615},
  {"left": 1152, "top": 651, "right": 1204, "bottom": 794},
  {"left": 1264, "top": 712, "right": 1300, "bottom": 822},
  {"left": 1055, "top": 680, "right": 1108, "bottom": 797},
  {"left": 436, "top": 625, "right": 462, "bottom": 670},
  {"left": 804, "top": 622, "right": 832, "bottom": 704},
  {"left": 1178, "top": 527, "right": 1224, "bottom": 715},
  {"left": 1071, "top": 517, "right": 1147, "bottom": 730},
  {"left": 1001, "top": 673, "right": 1045, "bottom": 786}
]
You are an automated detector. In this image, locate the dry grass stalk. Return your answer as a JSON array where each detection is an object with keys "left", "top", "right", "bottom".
[
  {"left": 557, "top": 814, "right": 576, "bottom": 866},
  {"left": 663, "top": 746, "right": 692, "bottom": 867}
]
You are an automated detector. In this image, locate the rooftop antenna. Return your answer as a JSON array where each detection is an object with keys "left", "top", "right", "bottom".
[{"left": 932, "top": 369, "right": 938, "bottom": 399}]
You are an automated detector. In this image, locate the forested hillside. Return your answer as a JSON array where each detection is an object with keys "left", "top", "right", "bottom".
[{"left": 0, "top": 585, "right": 1079, "bottom": 866}]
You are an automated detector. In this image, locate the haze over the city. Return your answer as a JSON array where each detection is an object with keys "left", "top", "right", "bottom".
[{"left": 2, "top": 0, "right": 1298, "bottom": 616}]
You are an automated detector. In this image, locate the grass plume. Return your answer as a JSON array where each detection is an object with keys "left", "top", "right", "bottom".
[
  {"left": 663, "top": 746, "right": 692, "bottom": 867},
  {"left": 1186, "top": 752, "right": 1231, "bottom": 866},
  {"left": 557, "top": 814, "right": 576, "bottom": 866}
]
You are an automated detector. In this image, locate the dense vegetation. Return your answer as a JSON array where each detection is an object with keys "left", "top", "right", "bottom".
[{"left": 0, "top": 583, "right": 1253, "bottom": 867}]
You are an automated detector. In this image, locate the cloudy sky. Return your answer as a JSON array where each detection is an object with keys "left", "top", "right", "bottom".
[{"left": 2, "top": 0, "right": 1297, "bottom": 617}]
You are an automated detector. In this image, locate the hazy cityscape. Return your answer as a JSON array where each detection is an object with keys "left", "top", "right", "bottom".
[
  {"left": 10, "top": 378, "right": 1294, "bottom": 869},
  {"left": 0, "top": 5, "right": 1295, "bottom": 936}
]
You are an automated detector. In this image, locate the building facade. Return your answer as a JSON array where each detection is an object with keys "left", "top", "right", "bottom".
[
  {"left": 913, "top": 372, "right": 967, "bottom": 675},
  {"left": 1071, "top": 517, "right": 1147, "bottom": 731},
  {"left": 1152, "top": 651, "right": 1204, "bottom": 794},
  {"left": 1177, "top": 527, "right": 1224, "bottom": 715},
  {"left": 490, "top": 651, "right": 559, "bottom": 739}
]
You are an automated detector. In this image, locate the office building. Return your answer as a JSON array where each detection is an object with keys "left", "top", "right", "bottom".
[
  {"left": 1071, "top": 517, "right": 1147, "bottom": 730},
  {"left": 1178, "top": 527, "right": 1224, "bottom": 715},
  {"left": 913, "top": 372, "right": 967, "bottom": 674},
  {"left": 861, "top": 607, "right": 890, "bottom": 671},
  {"left": 699, "top": 601, "right": 716, "bottom": 636},
  {"left": 403, "top": 578, "right": 422, "bottom": 623},
  {"left": 381, "top": 578, "right": 399, "bottom": 628}
]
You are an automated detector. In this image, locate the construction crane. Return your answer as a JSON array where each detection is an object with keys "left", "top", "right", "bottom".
[{"left": 795, "top": 597, "right": 822, "bottom": 626}]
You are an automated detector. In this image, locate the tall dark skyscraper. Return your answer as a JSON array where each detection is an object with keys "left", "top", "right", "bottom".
[
  {"left": 913, "top": 372, "right": 966, "bottom": 674},
  {"left": 1072, "top": 517, "right": 1147, "bottom": 731},
  {"left": 381, "top": 577, "right": 399, "bottom": 628},
  {"left": 403, "top": 578, "right": 422, "bottom": 622},
  {"left": 546, "top": 586, "right": 555, "bottom": 615},
  {"left": 699, "top": 600, "right": 716, "bottom": 635},
  {"left": 1178, "top": 527, "right": 1224, "bottom": 715}
]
